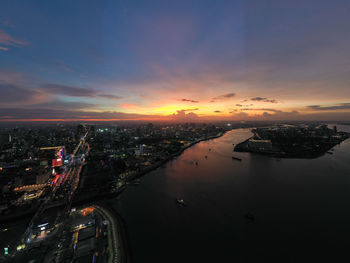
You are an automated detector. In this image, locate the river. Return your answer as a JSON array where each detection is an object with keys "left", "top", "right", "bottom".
[{"left": 105, "top": 125, "right": 350, "bottom": 262}]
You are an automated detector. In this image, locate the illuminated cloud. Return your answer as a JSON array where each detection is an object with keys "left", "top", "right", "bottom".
[
  {"left": 171, "top": 110, "right": 199, "bottom": 122},
  {"left": 181, "top": 108, "right": 199, "bottom": 112},
  {"left": 0, "top": 46, "right": 8, "bottom": 51}
]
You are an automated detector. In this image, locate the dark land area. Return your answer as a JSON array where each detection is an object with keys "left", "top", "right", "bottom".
[{"left": 234, "top": 124, "right": 350, "bottom": 158}]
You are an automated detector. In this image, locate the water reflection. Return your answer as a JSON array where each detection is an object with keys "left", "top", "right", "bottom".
[{"left": 105, "top": 126, "right": 350, "bottom": 263}]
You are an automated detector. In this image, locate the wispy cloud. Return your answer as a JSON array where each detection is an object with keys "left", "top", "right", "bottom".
[
  {"left": 179, "top": 98, "right": 199, "bottom": 103},
  {"left": 55, "top": 60, "right": 74, "bottom": 72},
  {"left": 250, "top": 97, "right": 277, "bottom": 103},
  {"left": 0, "top": 28, "right": 28, "bottom": 47},
  {"left": 241, "top": 107, "right": 299, "bottom": 116},
  {"left": 41, "top": 83, "right": 122, "bottom": 100},
  {"left": 181, "top": 108, "right": 199, "bottom": 112},
  {"left": 98, "top": 94, "right": 123, "bottom": 100},
  {"left": 41, "top": 84, "right": 96, "bottom": 97},
  {"left": 212, "top": 92, "right": 235, "bottom": 101},
  {"left": 0, "top": 46, "right": 8, "bottom": 51},
  {"left": 0, "top": 83, "right": 45, "bottom": 104},
  {"left": 308, "top": 103, "right": 350, "bottom": 111}
]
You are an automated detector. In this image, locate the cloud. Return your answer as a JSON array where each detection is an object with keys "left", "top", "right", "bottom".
[
  {"left": 250, "top": 97, "right": 278, "bottom": 103},
  {"left": 171, "top": 110, "right": 199, "bottom": 122},
  {"left": 41, "top": 83, "right": 121, "bottom": 100},
  {"left": 308, "top": 103, "right": 350, "bottom": 111},
  {"left": 0, "top": 107, "right": 158, "bottom": 121},
  {"left": 179, "top": 98, "right": 199, "bottom": 103},
  {"left": 180, "top": 108, "right": 199, "bottom": 112},
  {"left": 214, "top": 110, "right": 222, "bottom": 113},
  {"left": 0, "top": 28, "right": 28, "bottom": 47},
  {"left": 212, "top": 92, "right": 235, "bottom": 101},
  {"left": 261, "top": 110, "right": 299, "bottom": 118},
  {"left": 0, "top": 83, "right": 44, "bottom": 104},
  {"left": 98, "top": 94, "right": 123, "bottom": 100},
  {"left": 26, "top": 100, "right": 97, "bottom": 110},
  {"left": 41, "top": 84, "right": 96, "bottom": 97},
  {"left": 0, "top": 46, "right": 8, "bottom": 51},
  {"left": 239, "top": 107, "right": 299, "bottom": 118},
  {"left": 235, "top": 104, "right": 243, "bottom": 107},
  {"left": 55, "top": 60, "right": 74, "bottom": 72}
]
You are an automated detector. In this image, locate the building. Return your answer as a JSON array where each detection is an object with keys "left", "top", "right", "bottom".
[{"left": 247, "top": 139, "right": 273, "bottom": 151}]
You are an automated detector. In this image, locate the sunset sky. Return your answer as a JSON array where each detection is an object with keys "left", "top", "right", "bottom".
[{"left": 1, "top": 0, "right": 350, "bottom": 122}]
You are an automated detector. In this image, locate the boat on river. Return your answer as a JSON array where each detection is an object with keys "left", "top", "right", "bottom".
[
  {"left": 232, "top": 156, "right": 242, "bottom": 161},
  {"left": 176, "top": 199, "right": 187, "bottom": 207}
]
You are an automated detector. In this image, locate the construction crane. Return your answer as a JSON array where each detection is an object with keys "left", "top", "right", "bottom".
[{"left": 39, "top": 146, "right": 65, "bottom": 150}]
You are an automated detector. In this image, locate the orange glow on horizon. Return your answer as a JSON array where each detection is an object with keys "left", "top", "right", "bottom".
[{"left": 0, "top": 117, "right": 173, "bottom": 122}]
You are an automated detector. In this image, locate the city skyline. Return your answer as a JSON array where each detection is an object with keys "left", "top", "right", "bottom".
[{"left": 1, "top": 0, "right": 350, "bottom": 122}]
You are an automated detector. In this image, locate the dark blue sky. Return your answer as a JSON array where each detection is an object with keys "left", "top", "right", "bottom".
[{"left": 1, "top": 0, "right": 350, "bottom": 121}]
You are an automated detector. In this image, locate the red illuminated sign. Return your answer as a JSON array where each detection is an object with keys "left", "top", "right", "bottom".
[{"left": 52, "top": 158, "right": 62, "bottom": 167}]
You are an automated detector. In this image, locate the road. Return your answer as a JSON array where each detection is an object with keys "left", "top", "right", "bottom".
[
  {"left": 92, "top": 204, "right": 125, "bottom": 263},
  {"left": 14, "top": 131, "right": 90, "bottom": 254}
]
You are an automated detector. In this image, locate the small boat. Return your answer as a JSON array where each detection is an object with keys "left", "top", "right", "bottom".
[
  {"left": 232, "top": 143, "right": 235, "bottom": 146},
  {"left": 205, "top": 155, "right": 208, "bottom": 159},
  {"left": 209, "top": 148, "right": 211, "bottom": 151},
  {"left": 195, "top": 161, "right": 198, "bottom": 166},
  {"left": 232, "top": 156, "right": 242, "bottom": 161},
  {"left": 176, "top": 199, "right": 187, "bottom": 207}
]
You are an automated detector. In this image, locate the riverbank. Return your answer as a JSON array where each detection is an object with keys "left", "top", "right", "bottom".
[
  {"left": 125, "top": 131, "right": 228, "bottom": 182},
  {"left": 73, "top": 131, "right": 229, "bottom": 201},
  {"left": 93, "top": 203, "right": 130, "bottom": 263}
]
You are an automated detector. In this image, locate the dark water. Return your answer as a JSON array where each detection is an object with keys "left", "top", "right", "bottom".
[{"left": 106, "top": 125, "right": 350, "bottom": 263}]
